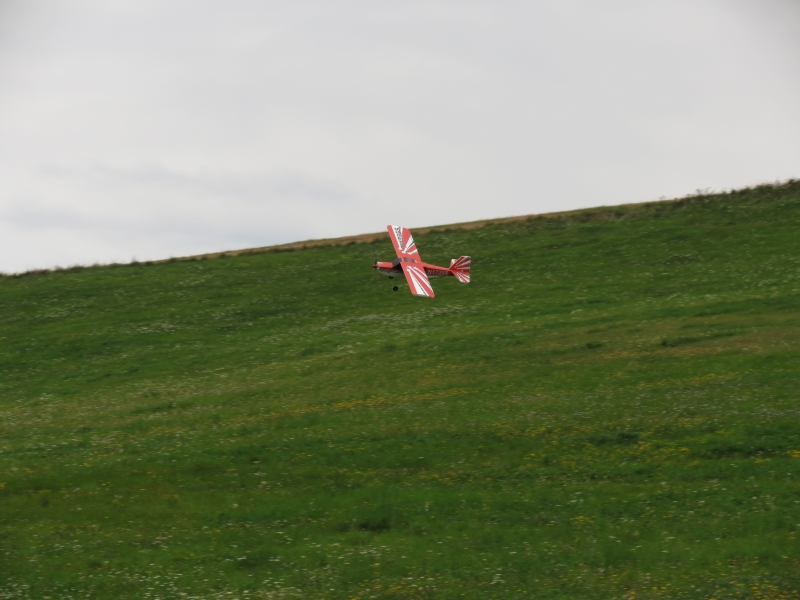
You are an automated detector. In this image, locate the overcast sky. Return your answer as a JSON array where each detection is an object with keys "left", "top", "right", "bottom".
[{"left": 1, "top": 1, "right": 798, "bottom": 272}]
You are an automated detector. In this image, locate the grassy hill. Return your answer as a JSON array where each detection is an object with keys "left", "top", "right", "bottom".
[{"left": 2, "top": 182, "right": 800, "bottom": 599}]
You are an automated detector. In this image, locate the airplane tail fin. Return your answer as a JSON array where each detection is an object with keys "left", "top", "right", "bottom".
[{"left": 449, "top": 256, "right": 471, "bottom": 283}]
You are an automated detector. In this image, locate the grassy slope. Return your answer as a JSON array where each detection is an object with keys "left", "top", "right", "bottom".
[{"left": 1, "top": 182, "right": 800, "bottom": 599}]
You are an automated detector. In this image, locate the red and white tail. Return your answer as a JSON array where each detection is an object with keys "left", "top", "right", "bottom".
[{"left": 450, "top": 256, "right": 471, "bottom": 283}]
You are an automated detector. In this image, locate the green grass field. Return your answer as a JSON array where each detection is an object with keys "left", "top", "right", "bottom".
[{"left": 2, "top": 182, "right": 800, "bottom": 599}]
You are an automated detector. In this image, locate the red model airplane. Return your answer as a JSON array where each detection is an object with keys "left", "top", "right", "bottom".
[{"left": 373, "top": 225, "right": 470, "bottom": 298}]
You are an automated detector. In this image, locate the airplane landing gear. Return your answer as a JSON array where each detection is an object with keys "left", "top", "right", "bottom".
[{"left": 393, "top": 286, "right": 399, "bottom": 292}]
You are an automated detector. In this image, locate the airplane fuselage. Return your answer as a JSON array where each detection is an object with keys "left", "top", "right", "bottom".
[{"left": 373, "top": 258, "right": 454, "bottom": 279}]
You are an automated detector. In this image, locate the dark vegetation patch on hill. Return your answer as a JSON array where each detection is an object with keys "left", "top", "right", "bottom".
[{"left": 1, "top": 181, "right": 799, "bottom": 599}]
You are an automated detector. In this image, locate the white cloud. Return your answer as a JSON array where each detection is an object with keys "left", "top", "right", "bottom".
[{"left": 1, "top": 0, "right": 798, "bottom": 272}]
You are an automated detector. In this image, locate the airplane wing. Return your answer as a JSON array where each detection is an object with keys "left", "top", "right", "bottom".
[
  {"left": 400, "top": 261, "right": 435, "bottom": 298},
  {"left": 387, "top": 224, "right": 419, "bottom": 259},
  {"left": 387, "top": 225, "right": 435, "bottom": 298}
]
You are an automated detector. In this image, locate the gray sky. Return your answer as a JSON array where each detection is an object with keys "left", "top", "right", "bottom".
[{"left": 1, "top": 0, "right": 799, "bottom": 272}]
